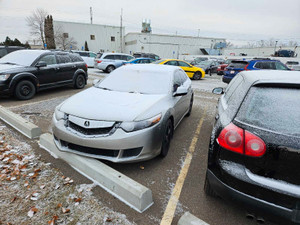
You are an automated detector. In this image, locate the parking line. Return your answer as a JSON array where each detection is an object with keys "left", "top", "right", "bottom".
[{"left": 160, "top": 108, "right": 207, "bottom": 225}]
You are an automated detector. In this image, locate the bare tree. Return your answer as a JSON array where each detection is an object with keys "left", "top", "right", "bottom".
[
  {"left": 26, "top": 8, "right": 48, "bottom": 48},
  {"left": 55, "top": 25, "right": 77, "bottom": 50}
]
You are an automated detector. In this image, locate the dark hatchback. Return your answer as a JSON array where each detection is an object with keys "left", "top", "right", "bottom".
[
  {"left": 0, "top": 50, "right": 88, "bottom": 100},
  {"left": 205, "top": 70, "right": 300, "bottom": 224},
  {"left": 223, "top": 59, "right": 290, "bottom": 83}
]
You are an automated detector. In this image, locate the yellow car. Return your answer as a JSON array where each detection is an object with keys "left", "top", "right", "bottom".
[{"left": 154, "top": 59, "right": 205, "bottom": 80}]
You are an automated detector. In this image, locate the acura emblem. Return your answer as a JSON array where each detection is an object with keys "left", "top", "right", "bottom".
[{"left": 84, "top": 121, "right": 90, "bottom": 127}]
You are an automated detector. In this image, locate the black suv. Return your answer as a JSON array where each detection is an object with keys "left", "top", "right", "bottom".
[
  {"left": 206, "top": 70, "right": 300, "bottom": 224},
  {"left": 0, "top": 50, "right": 88, "bottom": 100}
]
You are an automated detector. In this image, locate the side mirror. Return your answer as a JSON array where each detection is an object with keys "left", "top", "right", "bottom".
[
  {"left": 174, "top": 86, "right": 188, "bottom": 97},
  {"left": 35, "top": 61, "right": 47, "bottom": 68},
  {"left": 212, "top": 87, "right": 224, "bottom": 95},
  {"left": 93, "top": 79, "right": 100, "bottom": 86}
]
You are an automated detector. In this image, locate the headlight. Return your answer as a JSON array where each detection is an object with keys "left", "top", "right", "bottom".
[
  {"left": 54, "top": 108, "right": 65, "bottom": 121},
  {"left": 0, "top": 74, "right": 11, "bottom": 81},
  {"left": 120, "top": 113, "right": 162, "bottom": 132}
]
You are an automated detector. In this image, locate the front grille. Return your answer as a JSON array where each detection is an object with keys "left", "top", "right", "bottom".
[
  {"left": 60, "top": 140, "right": 120, "bottom": 157},
  {"left": 68, "top": 121, "right": 114, "bottom": 136}
]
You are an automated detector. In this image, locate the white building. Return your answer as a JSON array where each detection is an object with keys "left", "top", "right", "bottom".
[
  {"left": 124, "top": 32, "right": 226, "bottom": 58},
  {"left": 53, "top": 21, "right": 124, "bottom": 53}
]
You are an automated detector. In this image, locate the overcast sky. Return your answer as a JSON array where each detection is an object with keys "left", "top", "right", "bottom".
[{"left": 1, "top": 0, "right": 300, "bottom": 46}]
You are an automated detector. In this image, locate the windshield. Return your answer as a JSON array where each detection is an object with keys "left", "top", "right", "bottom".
[
  {"left": 236, "top": 87, "right": 300, "bottom": 136},
  {"left": 96, "top": 68, "right": 171, "bottom": 94},
  {"left": 0, "top": 50, "right": 42, "bottom": 66}
]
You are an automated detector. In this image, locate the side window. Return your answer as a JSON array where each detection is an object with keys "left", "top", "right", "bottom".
[
  {"left": 275, "top": 61, "right": 288, "bottom": 70},
  {"left": 135, "top": 59, "right": 141, "bottom": 64},
  {"left": 104, "top": 55, "right": 115, "bottom": 60},
  {"left": 79, "top": 52, "right": 89, "bottom": 57},
  {"left": 173, "top": 72, "right": 182, "bottom": 92},
  {"left": 126, "top": 56, "right": 134, "bottom": 61},
  {"left": 69, "top": 54, "right": 83, "bottom": 62},
  {"left": 57, "top": 54, "right": 71, "bottom": 64},
  {"left": 179, "top": 70, "right": 188, "bottom": 83},
  {"left": 165, "top": 61, "right": 178, "bottom": 66},
  {"left": 89, "top": 53, "right": 96, "bottom": 58},
  {"left": 254, "top": 62, "right": 263, "bottom": 69},
  {"left": 114, "top": 55, "right": 122, "bottom": 60},
  {"left": 120, "top": 55, "right": 129, "bottom": 61},
  {"left": 178, "top": 61, "right": 190, "bottom": 67},
  {"left": 39, "top": 54, "right": 57, "bottom": 65},
  {"left": 224, "top": 75, "right": 244, "bottom": 103}
]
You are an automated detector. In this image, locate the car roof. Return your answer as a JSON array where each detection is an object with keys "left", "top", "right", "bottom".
[
  {"left": 115, "top": 64, "right": 181, "bottom": 75},
  {"left": 240, "top": 70, "right": 300, "bottom": 85},
  {"left": 102, "top": 52, "right": 132, "bottom": 56},
  {"left": 133, "top": 58, "right": 154, "bottom": 60}
]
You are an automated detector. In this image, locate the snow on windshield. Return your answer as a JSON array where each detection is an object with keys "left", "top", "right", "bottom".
[
  {"left": 97, "top": 68, "right": 171, "bottom": 94},
  {"left": 0, "top": 50, "right": 44, "bottom": 66}
]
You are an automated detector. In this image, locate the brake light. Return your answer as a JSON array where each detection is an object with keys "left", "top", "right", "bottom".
[
  {"left": 217, "top": 123, "right": 266, "bottom": 157},
  {"left": 244, "top": 64, "right": 249, "bottom": 71},
  {"left": 96, "top": 60, "right": 102, "bottom": 63},
  {"left": 85, "top": 64, "right": 88, "bottom": 68}
]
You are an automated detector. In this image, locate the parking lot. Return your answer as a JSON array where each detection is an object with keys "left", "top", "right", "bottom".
[{"left": 0, "top": 69, "right": 275, "bottom": 225}]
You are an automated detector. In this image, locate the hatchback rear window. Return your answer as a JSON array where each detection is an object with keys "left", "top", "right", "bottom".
[
  {"left": 228, "top": 61, "right": 248, "bottom": 68},
  {"left": 236, "top": 87, "right": 300, "bottom": 136}
]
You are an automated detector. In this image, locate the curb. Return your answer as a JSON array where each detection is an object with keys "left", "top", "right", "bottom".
[
  {"left": 0, "top": 106, "right": 41, "bottom": 139},
  {"left": 178, "top": 212, "right": 209, "bottom": 225},
  {"left": 39, "top": 133, "right": 154, "bottom": 213}
]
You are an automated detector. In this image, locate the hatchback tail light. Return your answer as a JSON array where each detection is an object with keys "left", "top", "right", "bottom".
[
  {"left": 217, "top": 123, "right": 266, "bottom": 157},
  {"left": 85, "top": 64, "right": 88, "bottom": 68}
]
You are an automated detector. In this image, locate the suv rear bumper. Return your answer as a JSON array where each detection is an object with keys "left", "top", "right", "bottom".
[
  {"left": 207, "top": 169, "right": 300, "bottom": 224},
  {"left": 222, "top": 76, "right": 232, "bottom": 83}
]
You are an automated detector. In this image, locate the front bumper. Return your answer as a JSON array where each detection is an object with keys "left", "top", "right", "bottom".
[
  {"left": 52, "top": 116, "right": 163, "bottom": 163},
  {"left": 0, "top": 83, "right": 11, "bottom": 95},
  {"left": 207, "top": 169, "right": 300, "bottom": 224}
]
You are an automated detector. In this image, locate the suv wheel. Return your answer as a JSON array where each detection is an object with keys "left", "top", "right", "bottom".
[
  {"left": 74, "top": 74, "right": 86, "bottom": 89},
  {"left": 106, "top": 65, "right": 115, "bottom": 73},
  {"left": 14, "top": 80, "right": 36, "bottom": 100}
]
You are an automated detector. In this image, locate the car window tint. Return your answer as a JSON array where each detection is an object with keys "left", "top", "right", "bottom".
[
  {"left": 224, "top": 75, "right": 244, "bottom": 102},
  {"left": 89, "top": 53, "right": 96, "bottom": 58},
  {"left": 236, "top": 87, "right": 300, "bottom": 136},
  {"left": 178, "top": 61, "right": 190, "bottom": 67},
  {"left": 39, "top": 54, "right": 56, "bottom": 65},
  {"left": 229, "top": 62, "right": 248, "bottom": 68},
  {"left": 78, "top": 52, "right": 89, "bottom": 57},
  {"left": 275, "top": 61, "right": 289, "bottom": 70},
  {"left": 114, "top": 55, "right": 122, "bottom": 60},
  {"left": 57, "top": 54, "right": 72, "bottom": 63},
  {"left": 70, "top": 54, "right": 83, "bottom": 62},
  {"left": 165, "top": 61, "right": 178, "bottom": 66},
  {"left": 104, "top": 55, "right": 115, "bottom": 60},
  {"left": 127, "top": 56, "right": 134, "bottom": 61}
]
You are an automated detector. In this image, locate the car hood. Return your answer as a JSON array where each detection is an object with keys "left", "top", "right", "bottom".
[
  {"left": 0, "top": 64, "right": 26, "bottom": 73},
  {"left": 60, "top": 87, "right": 166, "bottom": 121}
]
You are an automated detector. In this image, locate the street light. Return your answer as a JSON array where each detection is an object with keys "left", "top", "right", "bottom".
[{"left": 274, "top": 40, "right": 278, "bottom": 55}]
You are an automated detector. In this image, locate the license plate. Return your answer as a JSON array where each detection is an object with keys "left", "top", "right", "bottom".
[{"left": 230, "top": 71, "right": 235, "bottom": 74}]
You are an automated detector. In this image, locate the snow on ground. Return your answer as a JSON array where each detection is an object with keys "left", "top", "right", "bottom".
[{"left": 0, "top": 122, "right": 135, "bottom": 225}]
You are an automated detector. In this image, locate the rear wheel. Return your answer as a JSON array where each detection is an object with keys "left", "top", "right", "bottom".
[
  {"left": 160, "top": 119, "right": 173, "bottom": 157},
  {"left": 193, "top": 72, "right": 202, "bottom": 80},
  {"left": 106, "top": 65, "right": 115, "bottom": 73},
  {"left": 14, "top": 80, "right": 36, "bottom": 100},
  {"left": 74, "top": 74, "right": 86, "bottom": 89}
]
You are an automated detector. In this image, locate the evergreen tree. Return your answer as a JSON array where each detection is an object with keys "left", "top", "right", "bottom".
[{"left": 84, "top": 41, "right": 89, "bottom": 51}]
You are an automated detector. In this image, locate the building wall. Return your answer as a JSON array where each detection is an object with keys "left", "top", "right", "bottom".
[
  {"left": 124, "top": 33, "right": 226, "bottom": 58},
  {"left": 53, "top": 21, "right": 124, "bottom": 53}
]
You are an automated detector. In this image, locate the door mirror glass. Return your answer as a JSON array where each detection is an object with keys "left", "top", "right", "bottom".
[{"left": 212, "top": 87, "right": 224, "bottom": 95}]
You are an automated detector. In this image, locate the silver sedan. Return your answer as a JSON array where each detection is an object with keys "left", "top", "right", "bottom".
[{"left": 52, "top": 64, "right": 193, "bottom": 162}]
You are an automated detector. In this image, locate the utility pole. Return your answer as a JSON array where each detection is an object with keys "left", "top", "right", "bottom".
[
  {"left": 120, "top": 8, "right": 123, "bottom": 53},
  {"left": 90, "top": 7, "right": 93, "bottom": 24}
]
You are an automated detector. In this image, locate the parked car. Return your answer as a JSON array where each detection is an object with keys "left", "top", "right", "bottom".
[
  {"left": 217, "top": 59, "right": 235, "bottom": 75},
  {"left": 123, "top": 57, "right": 156, "bottom": 65},
  {"left": 190, "top": 57, "right": 209, "bottom": 65},
  {"left": 205, "top": 70, "right": 300, "bottom": 225},
  {"left": 52, "top": 64, "right": 193, "bottom": 163},
  {"left": 286, "top": 60, "right": 300, "bottom": 71},
  {"left": 154, "top": 59, "right": 205, "bottom": 80},
  {"left": 0, "top": 50, "right": 88, "bottom": 100},
  {"left": 72, "top": 50, "right": 97, "bottom": 67},
  {"left": 94, "top": 52, "right": 134, "bottom": 73},
  {"left": 133, "top": 52, "right": 160, "bottom": 60},
  {"left": 194, "top": 60, "right": 220, "bottom": 75},
  {"left": 0, "top": 46, "right": 25, "bottom": 58},
  {"left": 223, "top": 59, "right": 290, "bottom": 83}
]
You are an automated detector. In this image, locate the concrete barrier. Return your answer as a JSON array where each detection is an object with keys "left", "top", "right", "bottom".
[
  {"left": 39, "top": 133, "right": 153, "bottom": 213},
  {"left": 178, "top": 212, "right": 209, "bottom": 225},
  {"left": 0, "top": 106, "right": 41, "bottom": 139}
]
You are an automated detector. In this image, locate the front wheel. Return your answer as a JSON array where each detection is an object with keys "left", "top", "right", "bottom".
[
  {"left": 74, "top": 74, "right": 86, "bottom": 89},
  {"left": 193, "top": 72, "right": 202, "bottom": 80},
  {"left": 160, "top": 119, "right": 174, "bottom": 157},
  {"left": 14, "top": 80, "right": 36, "bottom": 100}
]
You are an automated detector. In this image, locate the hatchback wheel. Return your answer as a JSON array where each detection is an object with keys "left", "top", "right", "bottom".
[
  {"left": 74, "top": 74, "right": 85, "bottom": 89},
  {"left": 160, "top": 119, "right": 173, "bottom": 157},
  {"left": 193, "top": 72, "right": 202, "bottom": 80},
  {"left": 15, "top": 80, "right": 36, "bottom": 100},
  {"left": 106, "top": 65, "right": 115, "bottom": 73}
]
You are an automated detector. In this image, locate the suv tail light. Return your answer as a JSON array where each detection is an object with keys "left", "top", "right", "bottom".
[
  {"left": 244, "top": 64, "right": 249, "bottom": 71},
  {"left": 96, "top": 60, "right": 102, "bottom": 63},
  {"left": 217, "top": 123, "right": 266, "bottom": 157},
  {"left": 85, "top": 64, "right": 88, "bottom": 68}
]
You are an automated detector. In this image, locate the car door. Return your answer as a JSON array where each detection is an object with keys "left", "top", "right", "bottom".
[
  {"left": 56, "top": 54, "right": 76, "bottom": 82},
  {"left": 35, "top": 53, "right": 59, "bottom": 85},
  {"left": 178, "top": 61, "right": 194, "bottom": 77}
]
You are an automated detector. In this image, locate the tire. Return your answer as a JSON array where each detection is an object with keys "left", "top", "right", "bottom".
[
  {"left": 185, "top": 95, "right": 193, "bottom": 117},
  {"left": 14, "top": 80, "right": 36, "bottom": 100},
  {"left": 160, "top": 119, "right": 174, "bottom": 157},
  {"left": 209, "top": 69, "right": 212, "bottom": 76},
  {"left": 74, "top": 74, "right": 86, "bottom": 89},
  {"left": 106, "top": 65, "right": 115, "bottom": 73},
  {"left": 204, "top": 173, "right": 217, "bottom": 197},
  {"left": 193, "top": 72, "right": 202, "bottom": 80}
]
